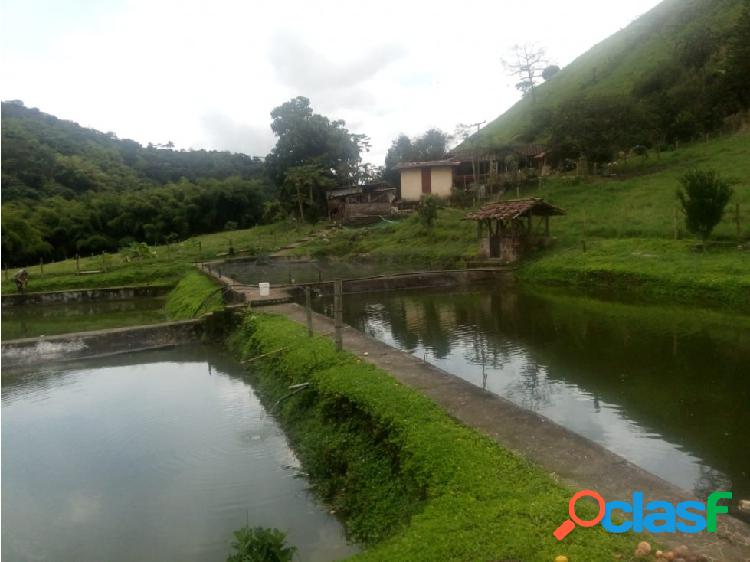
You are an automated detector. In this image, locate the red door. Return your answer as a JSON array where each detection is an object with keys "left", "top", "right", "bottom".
[{"left": 421, "top": 167, "right": 431, "bottom": 194}]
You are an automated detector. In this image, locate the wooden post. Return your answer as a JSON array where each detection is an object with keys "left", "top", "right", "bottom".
[
  {"left": 76, "top": 253, "right": 80, "bottom": 275},
  {"left": 4, "top": 264, "right": 8, "bottom": 281},
  {"left": 334, "top": 279, "right": 343, "bottom": 351},
  {"left": 305, "top": 287, "right": 313, "bottom": 337},
  {"left": 40, "top": 257, "right": 44, "bottom": 277},
  {"left": 736, "top": 203, "right": 741, "bottom": 243},
  {"left": 582, "top": 210, "right": 587, "bottom": 252},
  {"left": 673, "top": 206, "right": 679, "bottom": 240}
]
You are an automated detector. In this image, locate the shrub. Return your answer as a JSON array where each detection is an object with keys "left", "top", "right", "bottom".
[
  {"left": 676, "top": 169, "right": 733, "bottom": 243},
  {"left": 226, "top": 526, "right": 296, "bottom": 562},
  {"left": 418, "top": 195, "right": 440, "bottom": 227},
  {"left": 449, "top": 188, "right": 474, "bottom": 208}
]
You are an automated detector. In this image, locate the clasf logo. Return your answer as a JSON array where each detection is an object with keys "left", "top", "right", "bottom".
[{"left": 553, "top": 489, "right": 732, "bottom": 540}]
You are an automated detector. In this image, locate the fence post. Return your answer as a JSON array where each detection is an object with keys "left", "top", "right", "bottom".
[
  {"left": 76, "top": 254, "right": 81, "bottom": 275},
  {"left": 40, "top": 257, "right": 44, "bottom": 277},
  {"left": 305, "top": 286, "right": 313, "bottom": 337},
  {"left": 581, "top": 210, "right": 587, "bottom": 253},
  {"left": 334, "top": 279, "right": 343, "bottom": 351},
  {"left": 673, "top": 206, "right": 679, "bottom": 240},
  {"left": 736, "top": 203, "right": 741, "bottom": 243},
  {"left": 4, "top": 264, "right": 8, "bottom": 281}
]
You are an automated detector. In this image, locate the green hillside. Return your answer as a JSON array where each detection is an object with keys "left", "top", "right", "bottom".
[
  {"left": 473, "top": 0, "right": 749, "bottom": 152},
  {"left": 296, "top": 131, "right": 750, "bottom": 310},
  {"left": 1, "top": 101, "right": 273, "bottom": 264},
  {"left": 1, "top": 101, "right": 264, "bottom": 201}
]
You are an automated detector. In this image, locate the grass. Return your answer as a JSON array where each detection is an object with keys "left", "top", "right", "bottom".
[
  {"left": 164, "top": 271, "right": 222, "bottom": 320},
  {"left": 228, "top": 312, "right": 647, "bottom": 562},
  {"left": 1, "top": 221, "right": 320, "bottom": 294},
  {"left": 474, "top": 0, "right": 744, "bottom": 147},
  {"left": 291, "top": 207, "right": 477, "bottom": 267},
  {"left": 291, "top": 133, "right": 750, "bottom": 310}
]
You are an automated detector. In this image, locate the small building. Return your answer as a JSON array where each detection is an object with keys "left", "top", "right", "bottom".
[
  {"left": 395, "top": 160, "right": 460, "bottom": 201},
  {"left": 465, "top": 198, "right": 565, "bottom": 263},
  {"left": 326, "top": 182, "right": 397, "bottom": 225}
]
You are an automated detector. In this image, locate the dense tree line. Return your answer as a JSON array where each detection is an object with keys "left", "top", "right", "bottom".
[
  {"left": 1, "top": 101, "right": 271, "bottom": 266},
  {"left": 1, "top": 101, "right": 265, "bottom": 201},
  {"left": 1, "top": 97, "right": 373, "bottom": 265},
  {"left": 2, "top": 177, "right": 268, "bottom": 264}
]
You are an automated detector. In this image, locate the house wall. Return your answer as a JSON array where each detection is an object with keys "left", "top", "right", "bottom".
[
  {"left": 431, "top": 167, "right": 453, "bottom": 198},
  {"left": 400, "top": 169, "right": 423, "bottom": 201},
  {"left": 400, "top": 166, "right": 454, "bottom": 201}
]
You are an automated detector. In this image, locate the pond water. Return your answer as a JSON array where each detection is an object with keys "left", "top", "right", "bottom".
[
  {"left": 1, "top": 346, "right": 357, "bottom": 561},
  {"left": 220, "top": 258, "right": 446, "bottom": 286},
  {"left": 312, "top": 285, "right": 750, "bottom": 515},
  {"left": 1, "top": 298, "right": 167, "bottom": 340}
]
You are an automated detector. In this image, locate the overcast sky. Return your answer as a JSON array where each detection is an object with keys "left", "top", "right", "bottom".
[{"left": 2, "top": 0, "right": 661, "bottom": 164}]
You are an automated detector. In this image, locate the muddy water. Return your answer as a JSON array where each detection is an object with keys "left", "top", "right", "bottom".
[
  {"left": 1, "top": 346, "right": 357, "bottom": 561},
  {"left": 315, "top": 285, "right": 750, "bottom": 514}
]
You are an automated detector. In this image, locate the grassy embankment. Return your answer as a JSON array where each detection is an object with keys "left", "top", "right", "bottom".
[
  {"left": 295, "top": 133, "right": 750, "bottom": 310},
  {"left": 228, "top": 312, "right": 646, "bottom": 562},
  {"left": 1, "top": 221, "right": 319, "bottom": 294},
  {"left": 164, "top": 271, "right": 223, "bottom": 320}
]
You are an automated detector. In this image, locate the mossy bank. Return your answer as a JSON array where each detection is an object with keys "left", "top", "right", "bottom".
[
  {"left": 227, "top": 312, "right": 645, "bottom": 561},
  {"left": 165, "top": 271, "right": 222, "bottom": 320}
]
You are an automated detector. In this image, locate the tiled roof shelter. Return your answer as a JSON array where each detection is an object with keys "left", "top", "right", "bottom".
[
  {"left": 465, "top": 198, "right": 565, "bottom": 262},
  {"left": 465, "top": 198, "right": 564, "bottom": 222}
]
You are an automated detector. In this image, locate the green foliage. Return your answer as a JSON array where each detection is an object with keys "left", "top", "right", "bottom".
[
  {"left": 226, "top": 527, "right": 296, "bottom": 562},
  {"left": 677, "top": 169, "right": 733, "bottom": 242},
  {"left": 165, "top": 271, "right": 222, "bottom": 319},
  {"left": 417, "top": 196, "right": 440, "bottom": 227},
  {"left": 1, "top": 102, "right": 271, "bottom": 266},
  {"left": 228, "top": 313, "right": 642, "bottom": 561},
  {"left": 293, "top": 208, "right": 477, "bottom": 266},
  {"left": 722, "top": 0, "right": 750, "bottom": 110},
  {"left": 121, "top": 241, "right": 157, "bottom": 261},
  {"left": 265, "top": 97, "right": 368, "bottom": 219},
  {"left": 382, "top": 130, "right": 450, "bottom": 187},
  {"left": 1, "top": 221, "right": 318, "bottom": 295},
  {"left": 472, "top": 0, "right": 750, "bottom": 153},
  {"left": 295, "top": 133, "right": 750, "bottom": 310},
  {"left": 549, "top": 95, "right": 652, "bottom": 163}
]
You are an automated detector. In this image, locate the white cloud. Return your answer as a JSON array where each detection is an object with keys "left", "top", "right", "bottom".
[{"left": 1, "top": 0, "right": 661, "bottom": 164}]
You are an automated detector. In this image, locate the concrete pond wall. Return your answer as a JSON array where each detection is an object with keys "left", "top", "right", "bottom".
[{"left": 2, "top": 285, "right": 173, "bottom": 307}]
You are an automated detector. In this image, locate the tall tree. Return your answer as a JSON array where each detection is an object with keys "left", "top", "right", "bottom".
[
  {"left": 383, "top": 129, "right": 450, "bottom": 189},
  {"left": 502, "top": 44, "right": 548, "bottom": 102},
  {"left": 265, "top": 97, "right": 367, "bottom": 219}
]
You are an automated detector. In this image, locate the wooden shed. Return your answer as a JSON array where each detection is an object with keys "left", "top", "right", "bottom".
[
  {"left": 465, "top": 198, "right": 564, "bottom": 263},
  {"left": 326, "top": 182, "right": 397, "bottom": 225}
]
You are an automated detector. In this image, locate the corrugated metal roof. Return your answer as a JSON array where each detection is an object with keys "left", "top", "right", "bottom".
[
  {"left": 395, "top": 160, "right": 460, "bottom": 170},
  {"left": 465, "top": 198, "right": 565, "bottom": 221}
]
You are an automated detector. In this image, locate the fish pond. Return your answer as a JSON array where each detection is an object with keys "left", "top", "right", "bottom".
[
  {"left": 1, "top": 297, "right": 168, "bottom": 340},
  {"left": 311, "top": 284, "right": 750, "bottom": 515},
  {"left": 1, "top": 346, "right": 357, "bottom": 561}
]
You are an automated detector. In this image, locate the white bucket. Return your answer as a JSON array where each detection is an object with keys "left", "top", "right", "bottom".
[{"left": 258, "top": 282, "right": 270, "bottom": 297}]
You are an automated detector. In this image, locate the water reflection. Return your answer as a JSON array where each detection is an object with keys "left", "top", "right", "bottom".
[
  {"left": 2, "top": 298, "right": 167, "bottom": 340},
  {"left": 319, "top": 286, "right": 750, "bottom": 512},
  {"left": 2, "top": 346, "right": 357, "bottom": 562}
]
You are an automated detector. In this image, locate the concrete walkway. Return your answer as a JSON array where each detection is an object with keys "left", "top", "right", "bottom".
[{"left": 265, "top": 301, "right": 750, "bottom": 560}]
